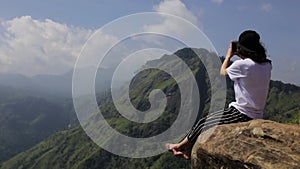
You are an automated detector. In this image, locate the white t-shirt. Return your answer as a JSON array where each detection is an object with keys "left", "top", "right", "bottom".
[{"left": 226, "top": 58, "right": 272, "bottom": 119}]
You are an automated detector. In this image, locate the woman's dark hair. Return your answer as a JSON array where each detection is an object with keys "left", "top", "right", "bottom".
[{"left": 237, "top": 30, "right": 271, "bottom": 63}]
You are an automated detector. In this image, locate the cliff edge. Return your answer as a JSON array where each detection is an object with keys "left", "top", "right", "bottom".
[{"left": 191, "top": 119, "right": 300, "bottom": 169}]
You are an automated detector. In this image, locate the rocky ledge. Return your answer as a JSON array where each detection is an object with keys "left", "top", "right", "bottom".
[{"left": 191, "top": 119, "right": 300, "bottom": 169}]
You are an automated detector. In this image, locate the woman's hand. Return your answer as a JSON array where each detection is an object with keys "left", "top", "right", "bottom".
[
  {"left": 225, "top": 41, "right": 235, "bottom": 60},
  {"left": 220, "top": 42, "right": 234, "bottom": 76}
]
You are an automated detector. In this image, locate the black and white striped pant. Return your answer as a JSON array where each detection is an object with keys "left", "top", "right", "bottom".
[{"left": 185, "top": 106, "right": 253, "bottom": 143}]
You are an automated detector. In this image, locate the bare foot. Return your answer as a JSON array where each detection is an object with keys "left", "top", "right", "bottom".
[
  {"left": 172, "top": 149, "right": 190, "bottom": 159},
  {"left": 165, "top": 143, "right": 178, "bottom": 151},
  {"left": 166, "top": 137, "right": 192, "bottom": 160},
  {"left": 166, "top": 143, "right": 190, "bottom": 160}
]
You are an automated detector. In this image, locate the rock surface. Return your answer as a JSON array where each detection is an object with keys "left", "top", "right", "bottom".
[{"left": 191, "top": 119, "right": 300, "bottom": 169}]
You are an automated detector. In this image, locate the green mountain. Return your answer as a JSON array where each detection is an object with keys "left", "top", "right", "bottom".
[
  {"left": 1, "top": 48, "right": 299, "bottom": 169},
  {"left": 0, "top": 85, "right": 77, "bottom": 162},
  {"left": 264, "top": 80, "right": 300, "bottom": 124},
  {"left": 0, "top": 127, "right": 191, "bottom": 169}
]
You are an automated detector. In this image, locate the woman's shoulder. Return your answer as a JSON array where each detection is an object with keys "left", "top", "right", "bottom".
[
  {"left": 233, "top": 58, "right": 255, "bottom": 66},
  {"left": 236, "top": 58, "right": 271, "bottom": 72}
]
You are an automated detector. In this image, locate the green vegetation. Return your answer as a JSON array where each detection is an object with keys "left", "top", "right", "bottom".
[
  {"left": 0, "top": 93, "right": 75, "bottom": 162},
  {"left": 0, "top": 126, "right": 189, "bottom": 169},
  {"left": 264, "top": 81, "right": 300, "bottom": 124}
]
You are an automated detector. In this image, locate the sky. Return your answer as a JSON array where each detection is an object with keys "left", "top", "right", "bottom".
[{"left": 0, "top": 0, "right": 299, "bottom": 85}]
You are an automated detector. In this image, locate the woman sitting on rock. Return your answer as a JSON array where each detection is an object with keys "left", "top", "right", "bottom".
[{"left": 166, "top": 30, "right": 272, "bottom": 159}]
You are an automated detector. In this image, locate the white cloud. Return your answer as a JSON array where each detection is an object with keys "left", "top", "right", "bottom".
[
  {"left": 135, "top": 0, "right": 218, "bottom": 55},
  {"left": 153, "top": 0, "right": 199, "bottom": 26},
  {"left": 143, "top": 0, "right": 202, "bottom": 39},
  {"left": 0, "top": 2, "right": 203, "bottom": 77},
  {"left": 211, "top": 0, "right": 223, "bottom": 5},
  {"left": 0, "top": 16, "right": 118, "bottom": 76},
  {"left": 261, "top": 3, "right": 272, "bottom": 12}
]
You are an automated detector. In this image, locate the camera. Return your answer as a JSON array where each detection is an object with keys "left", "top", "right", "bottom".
[{"left": 231, "top": 41, "right": 238, "bottom": 54}]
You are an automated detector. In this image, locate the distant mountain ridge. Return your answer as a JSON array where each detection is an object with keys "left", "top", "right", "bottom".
[{"left": 0, "top": 67, "right": 119, "bottom": 98}]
